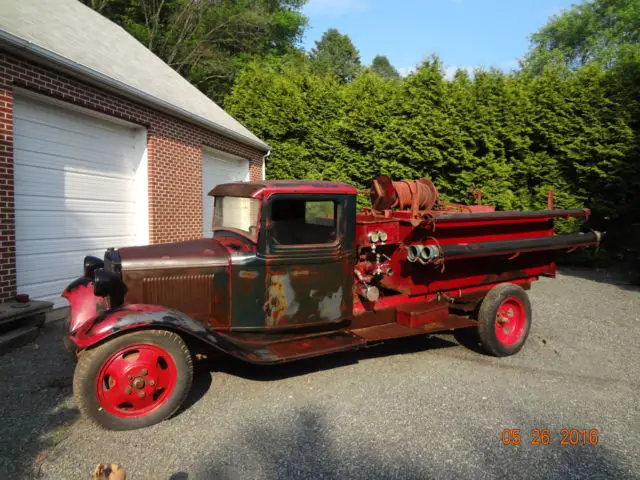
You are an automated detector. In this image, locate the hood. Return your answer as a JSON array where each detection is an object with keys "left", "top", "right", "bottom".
[{"left": 119, "top": 238, "right": 230, "bottom": 270}]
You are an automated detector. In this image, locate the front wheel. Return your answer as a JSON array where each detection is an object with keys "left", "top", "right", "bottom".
[
  {"left": 73, "top": 330, "right": 193, "bottom": 430},
  {"left": 477, "top": 283, "right": 532, "bottom": 357}
]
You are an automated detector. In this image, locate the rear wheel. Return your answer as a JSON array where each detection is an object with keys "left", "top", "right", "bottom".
[
  {"left": 477, "top": 283, "right": 531, "bottom": 357},
  {"left": 73, "top": 330, "right": 193, "bottom": 430}
]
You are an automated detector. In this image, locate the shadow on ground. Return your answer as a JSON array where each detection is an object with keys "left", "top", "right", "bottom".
[
  {"left": 558, "top": 266, "right": 640, "bottom": 291},
  {"left": 0, "top": 322, "right": 79, "bottom": 479},
  {"left": 218, "top": 333, "right": 457, "bottom": 381},
  {"left": 180, "top": 405, "right": 633, "bottom": 479},
  {"left": 176, "top": 333, "right": 459, "bottom": 417}
]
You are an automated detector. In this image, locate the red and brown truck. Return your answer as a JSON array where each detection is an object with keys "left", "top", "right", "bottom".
[{"left": 62, "top": 176, "right": 601, "bottom": 430}]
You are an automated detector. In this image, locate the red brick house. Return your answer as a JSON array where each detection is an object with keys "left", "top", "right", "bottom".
[{"left": 0, "top": 0, "right": 269, "bottom": 306}]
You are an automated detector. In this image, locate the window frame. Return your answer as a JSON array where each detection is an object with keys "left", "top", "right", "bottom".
[
  {"left": 211, "top": 195, "right": 261, "bottom": 243},
  {"left": 263, "top": 194, "right": 343, "bottom": 255}
]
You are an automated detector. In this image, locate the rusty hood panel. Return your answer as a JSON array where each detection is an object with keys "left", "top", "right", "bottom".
[{"left": 120, "top": 238, "right": 231, "bottom": 270}]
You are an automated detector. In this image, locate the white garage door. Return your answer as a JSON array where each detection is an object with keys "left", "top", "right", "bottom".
[
  {"left": 202, "top": 149, "right": 249, "bottom": 237},
  {"left": 13, "top": 95, "right": 148, "bottom": 306}
]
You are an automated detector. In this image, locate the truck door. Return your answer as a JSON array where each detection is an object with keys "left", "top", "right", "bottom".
[{"left": 261, "top": 194, "right": 355, "bottom": 328}]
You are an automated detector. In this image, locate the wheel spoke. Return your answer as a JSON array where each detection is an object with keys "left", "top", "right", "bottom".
[
  {"left": 103, "top": 357, "right": 132, "bottom": 387},
  {"left": 135, "top": 347, "right": 161, "bottom": 369},
  {"left": 127, "top": 390, "right": 154, "bottom": 410},
  {"left": 154, "top": 359, "right": 173, "bottom": 389},
  {"left": 99, "top": 377, "right": 128, "bottom": 408}
]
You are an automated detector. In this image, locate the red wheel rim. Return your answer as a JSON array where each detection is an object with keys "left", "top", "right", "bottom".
[
  {"left": 96, "top": 344, "right": 178, "bottom": 418},
  {"left": 494, "top": 297, "right": 526, "bottom": 346}
]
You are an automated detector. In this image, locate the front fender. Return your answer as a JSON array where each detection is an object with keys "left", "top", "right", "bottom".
[
  {"left": 62, "top": 277, "right": 108, "bottom": 334},
  {"left": 71, "top": 303, "right": 224, "bottom": 351}
]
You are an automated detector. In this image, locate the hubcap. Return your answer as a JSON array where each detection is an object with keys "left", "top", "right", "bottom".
[
  {"left": 96, "top": 344, "right": 177, "bottom": 418},
  {"left": 494, "top": 297, "right": 526, "bottom": 346}
]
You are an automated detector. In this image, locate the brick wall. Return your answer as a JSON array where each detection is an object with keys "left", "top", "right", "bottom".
[{"left": 0, "top": 51, "right": 266, "bottom": 301}]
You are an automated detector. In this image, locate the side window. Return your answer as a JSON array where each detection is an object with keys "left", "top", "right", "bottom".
[{"left": 271, "top": 199, "right": 338, "bottom": 245}]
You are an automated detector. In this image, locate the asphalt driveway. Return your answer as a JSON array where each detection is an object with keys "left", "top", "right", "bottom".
[{"left": 0, "top": 269, "right": 638, "bottom": 479}]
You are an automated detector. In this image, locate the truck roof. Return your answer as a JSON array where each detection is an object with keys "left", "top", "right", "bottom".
[{"left": 208, "top": 180, "right": 358, "bottom": 198}]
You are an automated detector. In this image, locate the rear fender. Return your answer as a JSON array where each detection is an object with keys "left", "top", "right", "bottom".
[{"left": 71, "top": 303, "right": 224, "bottom": 351}]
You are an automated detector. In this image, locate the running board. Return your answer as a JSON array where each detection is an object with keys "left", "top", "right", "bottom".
[
  {"left": 352, "top": 315, "right": 479, "bottom": 342},
  {"left": 217, "top": 330, "right": 365, "bottom": 364}
]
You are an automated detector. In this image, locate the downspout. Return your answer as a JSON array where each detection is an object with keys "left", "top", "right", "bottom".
[{"left": 262, "top": 150, "right": 271, "bottom": 181}]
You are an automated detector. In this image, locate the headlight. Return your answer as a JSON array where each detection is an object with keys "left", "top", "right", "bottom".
[
  {"left": 93, "top": 268, "right": 122, "bottom": 297},
  {"left": 83, "top": 255, "right": 104, "bottom": 278},
  {"left": 368, "top": 231, "right": 380, "bottom": 243},
  {"left": 378, "top": 230, "right": 388, "bottom": 242}
]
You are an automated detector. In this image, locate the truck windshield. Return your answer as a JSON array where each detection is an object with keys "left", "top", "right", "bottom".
[{"left": 213, "top": 196, "right": 260, "bottom": 238}]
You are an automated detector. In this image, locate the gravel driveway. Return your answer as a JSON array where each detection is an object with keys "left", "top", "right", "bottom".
[{"left": 0, "top": 269, "right": 638, "bottom": 479}]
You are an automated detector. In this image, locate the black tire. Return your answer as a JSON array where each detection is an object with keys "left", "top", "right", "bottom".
[
  {"left": 62, "top": 310, "right": 77, "bottom": 357},
  {"left": 477, "top": 283, "right": 532, "bottom": 357},
  {"left": 73, "top": 330, "right": 193, "bottom": 430}
]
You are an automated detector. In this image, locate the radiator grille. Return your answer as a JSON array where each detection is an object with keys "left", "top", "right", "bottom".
[{"left": 143, "top": 274, "right": 214, "bottom": 314}]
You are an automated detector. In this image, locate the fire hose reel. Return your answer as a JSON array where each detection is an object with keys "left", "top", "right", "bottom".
[{"left": 370, "top": 175, "right": 440, "bottom": 222}]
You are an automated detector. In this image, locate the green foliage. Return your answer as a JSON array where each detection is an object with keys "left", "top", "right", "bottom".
[
  {"left": 370, "top": 55, "right": 400, "bottom": 80},
  {"left": 81, "top": 0, "right": 308, "bottom": 104},
  {"left": 309, "top": 28, "right": 361, "bottom": 82},
  {"left": 226, "top": 57, "right": 345, "bottom": 180},
  {"left": 527, "top": 0, "right": 640, "bottom": 72}
]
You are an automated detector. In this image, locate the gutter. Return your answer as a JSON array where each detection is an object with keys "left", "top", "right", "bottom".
[{"left": 0, "top": 30, "right": 271, "bottom": 153}]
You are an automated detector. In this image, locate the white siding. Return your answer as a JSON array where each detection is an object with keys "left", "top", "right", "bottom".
[
  {"left": 202, "top": 149, "right": 250, "bottom": 237},
  {"left": 13, "top": 96, "right": 148, "bottom": 306}
]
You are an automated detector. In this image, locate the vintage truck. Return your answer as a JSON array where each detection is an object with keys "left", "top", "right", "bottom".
[{"left": 62, "top": 176, "right": 601, "bottom": 430}]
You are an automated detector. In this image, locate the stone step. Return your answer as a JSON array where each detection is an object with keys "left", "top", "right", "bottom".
[
  {"left": 0, "top": 311, "right": 46, "bottom": 335},
  {"left": 0, "top": 300, "right": 52, "bottom": 335},
  {"left": 0, "top": 325, "right": 39, "bottom": 356}
]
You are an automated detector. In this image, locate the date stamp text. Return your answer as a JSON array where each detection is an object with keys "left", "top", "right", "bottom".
[{"left": 501, "top": 428, "right": 599, "bottom": 446}]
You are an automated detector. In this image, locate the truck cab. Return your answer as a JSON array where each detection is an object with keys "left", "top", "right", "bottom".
[{"left": 209, "top": 180, "right": 358, "bottom": 329}]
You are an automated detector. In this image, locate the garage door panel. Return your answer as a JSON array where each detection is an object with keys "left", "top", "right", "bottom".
[
  {"left": 14, "top": 96, "right": 146, "bottom": 306},
  {"left": 14, "top": 136, "right": 136, "bottom": 174},
  {"left": 17, "top": 249, "right": 108, "bottom": 284},
  {"left": 13, "top": 117, "right": 137, "bottom": 158},
  {"left": 17, "top": 236, "right": 135, "bottom": 256},
  {"left": 16, "top": 210, "right": 136, "bottom": 240},
  {"left": 14, "top": 101, "right": 138, "bottom": 144},
  {"left": 15, "top": 195, "right": 135, "bottom": 214},
  {"left": 14, "top": 164, "right": 135, "bottom": 202}
]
